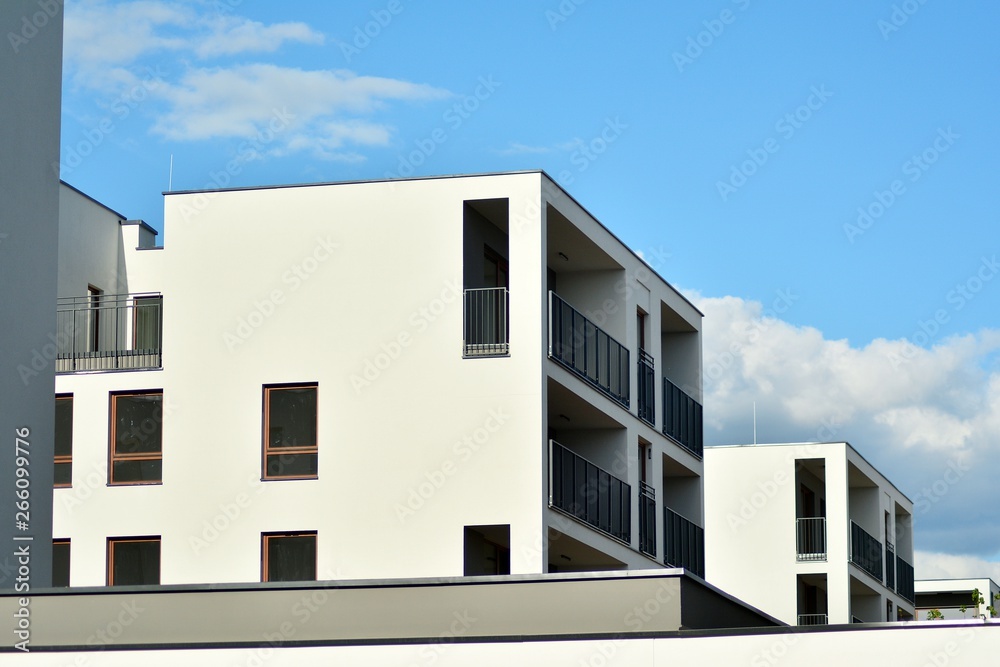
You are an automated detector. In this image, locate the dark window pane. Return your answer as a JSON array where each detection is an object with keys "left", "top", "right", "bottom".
[
  {"left": 133, "top": 297, "right": 162, "bottom": 350},
  {"left": 111, "top": 540, "right": 160, "bottom": 586},
  {"left": 55, "top": 397, "right": 73, "bottom": 457},
  {"left": 112, "top": 459, "right": 162, "bottom": 484},
  {"left": 52, "top": 542, "right": 70, "bottom": 587},
  {"left": 54, "top": 462, "right": 72, "bottom": 486},
  {"left": 114, "top": 394, "right": 162, "bottom": 455},
  {"left": 266, "top": 535, "right": 316, "bottom": 582},
  {"left": 266, "top": 453, "right": 317, "bottom": 478},
  {"left": 268, "top": 388, "right": 316, "bottom": 449}
]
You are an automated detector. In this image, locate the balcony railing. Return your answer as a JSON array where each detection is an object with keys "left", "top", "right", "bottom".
[
  {"left": 549, "top": 292, "right": 630, "bottom": 408},
  {"left": 662, "top": 378, "right": 703, "bottom": 458},
  {"left": 637, "top": 350, "right": 655, "bottom": 426},
  {"left": 549, "top": 440, "right": 630, "bottom": 544},
  {"left": 797, "top": 614, "right": 828, "bottom": 626},
  {"left": 639, "top": 481, "right": 656, "bottom": 557},
  {"left": 885, "top": 542, "right": 895, "bottom": 591},
  {"left": 664, "top": 508, "right": 705, "bottom": 578},
  {"left": 849, "top": 521, "right": 883, "bottom": 582},
  {"left": 796, "top": 517, "right": 827, "bottom": 561},
  {"left": 56, "top": 293, "right": 162, "bottom": 373},
  {"left": 463, "top": 287, "right": 509, "bottom": 356},
  {"left": 896, "top": 554, "right": 915, "bottom": 604}
]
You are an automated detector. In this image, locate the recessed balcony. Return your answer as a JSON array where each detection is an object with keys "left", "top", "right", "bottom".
[
  {"left": 56, "top": 293, "right": 162, "bottom": 373},
  {"left": 662, "top": 378, "right": 703, "bottom": 458},
  {"left": 548, "top": 439, "right": 630, "bottom": 544},
  {"left": 849, "top": 521, "right": 883, "bottom": 582},
  {"left": 663, "top": 507, "right": 704, "bottom": 577}
]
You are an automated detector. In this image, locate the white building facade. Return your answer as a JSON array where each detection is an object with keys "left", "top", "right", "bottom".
[
  {"left": 704, "top": 442, "right": 915, "bottom": 625},
  {"left": 52, "top": 172, "right": 705, "bottom": 587}
]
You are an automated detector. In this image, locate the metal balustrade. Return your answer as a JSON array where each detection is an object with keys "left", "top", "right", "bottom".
[
  {"left": 849, "top": 521, "right": 883, "bottom": 582},
  {"left": 549, "top": 440, "right": 630, "bottom": 543},
  {"left": 549, "top": 292, "right": 630, "bottom": 408},
  {"left": 463, "top": 287, "right": 509, "bottom": 356},
  {"left": 663, "top": 507, "right": 705, "bottom": 577},
  {"left": 56, "top": 293, "right": 162, "bottom": 372},
  {"left": 637, "top": 350, "right": 655, "bottom": 426},
  {"left": 662, "top": 378, "right": 703, "bottom": 458},
  {"left": 639, "top": 482, "right": 656, "bottom": 557},
  {"left": 796, "top": 517, "right": 827, "bottom": 561}
]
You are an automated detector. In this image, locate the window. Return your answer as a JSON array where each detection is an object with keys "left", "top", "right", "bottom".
[
  {"left": 262, "top": 532, "right": 316, "bottom": 582},
  {"left": 108, "top": 537, "right": 160, "bottom": 586},
  {"left": 133, "top": 295, "right": 162, "bottom": 350},
  {"left": 110, "top": 391, "right": 163, "bottom": 484},
  {"left": 87, "top": 285, "right": 102, "bottom": 352},
  {"left": 52, "top": 539, "right": 70, "bottom": 587},
  {"left": 54, "top": 395, "right": 73, "bottom": 487},
  {"left": 463, "top": 525, "right": 510, "bottom": 576},
  {"left": 263, "top": 384, "right": 318, "bottom": 479}
]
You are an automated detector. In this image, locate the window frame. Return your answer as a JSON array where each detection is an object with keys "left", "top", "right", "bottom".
[
  {"left": 107, "top": 536, "right": 160, "bottom": 586},
  {"left": 132, "top": 294, "right": 163, "bottom": 351},
  {"left": 54, "top": 394, "right": 73, "bottom": 488},
  {"left": 261, "top": 531, "right": 318, "bottom": 582},
  {"left": 109, "top": 390, "right": 164, "bottom": 486},
  {"left": 262, "top": 383, "right": 318, "bottom": 481}
]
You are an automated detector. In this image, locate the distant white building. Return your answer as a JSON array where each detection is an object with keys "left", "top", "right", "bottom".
[
  {"left": 52, "top": 172, "right": 706, "bottom": 587},
  {"left": 917, "top": 578, "right": 1000, "bottom": 621},
  {"left": 704, "top": 442, "right": 915, "bottom": 625}
]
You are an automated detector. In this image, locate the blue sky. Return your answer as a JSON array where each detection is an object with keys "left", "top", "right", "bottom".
[{"left": 59, "top": 1, "right": 1000, "bottom": 577}]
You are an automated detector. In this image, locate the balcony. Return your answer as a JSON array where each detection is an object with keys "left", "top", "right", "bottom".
[
  {"left": 796, "top": 517, "right": 827, "bottom": 561},
  {"left": 664, "top": 507, "right": 704, "bottom": 577},
  {"left": 463, "top": 287, "right": 509, "bottom": 357},
  {"left": 849, "top": 521, "right": 883, "bottom": 582},
  {"left": 639, "top": 482, "right": 656, "bottom": 557},
  {"left": 797, "top": 614, "right": 828, "bottom": 626},
  {"left": 896, "top": 554, "right": 915, "bottom": 604},
  {"left": 637, "top": 350, "right": 655, "bottom": 426},
  {"left": 549, "top": 440, "right": 630, "bottom": 544},
  {"left": 549, "top": 292, "right": 630, "bottom": 409},
  {"left": 56, "top": 293, "right": 162, "bottom": 373},
  {"left": 662, "top": 378, "right": 703, "bottom": 458}
]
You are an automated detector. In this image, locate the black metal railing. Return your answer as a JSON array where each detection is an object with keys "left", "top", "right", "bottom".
[
  {"left": 885, "top": 542, "right": 895, "bottom": 591},
  {"left": 549, "top": 440, "right": 630, "bottom": 543},
  {"left": 549, "top": 292, "right": 630, "bottom": 408},
  {"left": 662, "top": 378, "right": 703, "bottom": 458},
  {"left": 896, "top": 555, "right": 915, "bottom": 604},
  {"left": 796, "top": 517, "right": 827, "bottom": 561},
  {"left": 463, "top": 287, "right": 509, "bottom": 356},
  {"left": 639, "top": 481, "right": 656, "bottom": 557},
  {"left": 663, "top": 507, "right": 704, "bottom": 578},
  {"left": 56, "top": 293, "right": 162, "bottom": 372},
  {"left": 797, "top": 614, "right": 828, "bottom": 626},
  {"left": 850, "top": 521, "right": 883, "bottom": 582},
  {"left": 637, "top": 350, "right": 655, "bottom": 426}
]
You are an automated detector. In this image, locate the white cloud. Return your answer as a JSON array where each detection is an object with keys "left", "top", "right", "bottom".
[
  {"left": 63, "top": 0, "right": 448, "bottom": 162},
  {"left": 916, "top": 550, "right": 1000, "bottom": 582},
  {"left": 693, "top": 292, "right": 1000, "bottom": 559}
]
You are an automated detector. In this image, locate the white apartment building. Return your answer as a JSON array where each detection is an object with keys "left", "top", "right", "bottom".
[
  {"left": 704, "top": 442, "right": 916, "bottom": 625},
  {"left": 51, "top": 172, "right": 706, "bottom": 587}
]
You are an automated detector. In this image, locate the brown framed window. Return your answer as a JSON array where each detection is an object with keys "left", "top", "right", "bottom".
[
  {"left": 110, "top": 391, "right": 163, "bottom": 485},
  {"left": 263, "top": 384, "right": 318, "bottom": 479},
  {"left": 107, "top": 536, "right": 160, "bottom": 586},
  {"left": 52, "top": 539, "right": 70, "bottom": 587},
  {"left": 262, "top": 532, "right": 317, "bottom": 582},
  {"left": 132, "top": 295, "right": 162, "bottom": 350},
  {"left": 54, "top": 395, "right": 73, "bottom": 487}
]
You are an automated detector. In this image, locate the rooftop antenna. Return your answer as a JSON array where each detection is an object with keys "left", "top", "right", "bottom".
[
  {"left": 168, "top": 154, "right": 174, "bottom": 192},
  {"left": 753, "top": 401, "right": 757, "bottom": 445}
]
